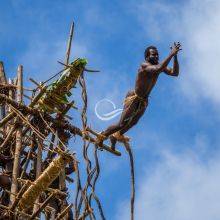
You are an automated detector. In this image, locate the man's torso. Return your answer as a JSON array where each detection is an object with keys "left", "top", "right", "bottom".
[{"left": 134, "top": 63, "right": 160, "bottom": 98}]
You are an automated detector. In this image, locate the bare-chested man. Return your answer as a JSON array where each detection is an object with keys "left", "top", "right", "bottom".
[{"left": 97, "top": 42, "right": 182, "bottom": 149}]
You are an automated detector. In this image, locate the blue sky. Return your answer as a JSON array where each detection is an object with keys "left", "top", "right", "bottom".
[{"left": 1, "top": 0, "right": 220, "bottom": 219}]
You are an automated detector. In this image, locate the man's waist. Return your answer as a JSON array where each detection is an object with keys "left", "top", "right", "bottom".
[
  {"left": 124, "top": 90, "right": 148, "bottom": 105},
  {"left": 133, "top": 90, "right": 149, "bottom": 101}
]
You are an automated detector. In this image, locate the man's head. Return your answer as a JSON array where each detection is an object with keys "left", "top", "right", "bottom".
[{"left": 144, "top": 46, "right": 159, "bottom": 65}]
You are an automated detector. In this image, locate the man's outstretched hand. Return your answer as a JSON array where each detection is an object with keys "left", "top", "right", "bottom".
[{"left": 170, "top": 42, "right": 182, "bottom": 55}]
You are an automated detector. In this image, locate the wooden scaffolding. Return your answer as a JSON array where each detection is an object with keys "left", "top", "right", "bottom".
[{"left": 0, "top": 22, "right": 134, "bottom": 220}]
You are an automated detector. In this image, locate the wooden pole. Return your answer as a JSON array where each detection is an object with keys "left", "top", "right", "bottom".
[
  {"left": 0, "top": 61, "right": 7, "bottom": 84},
  {"left": 10, "top": 65, "right": 23, "bottom": 204},
  {"left": 55, "top": 204, "right": 73, "bottom": 220},
  {"left": 6, "top": 78, "right": 14, "bottom": 133},
  {"left": 33, "top": 139, "right": 43, "bottom": 214},
  {"left": 65, "top": 21, "right": 74, "bottom": 65},
  {"left": 59, "top": 22, "right": 75, "bottom": 210},
  {"left": 0, "top": 61, "right": 7, "bottom": 120},
  {"left": 50, "top": 208, "right": 56, "bottom": 220},
  {"left": 20, "top": 136, "right": 35, "bottom": 178},
  {"left": 16, "top": 67, "right": 23, "bottom": 103},
  {"left": 10, "top": 181, "right": 31, "bottom": 211},
  {"left": 8, "top": 78, "right": 13, "bottom": 104}
]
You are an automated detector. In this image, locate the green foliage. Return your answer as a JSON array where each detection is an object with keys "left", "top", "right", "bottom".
[{"left": 37, "top": 58, "right": 87, "bottom": 114}]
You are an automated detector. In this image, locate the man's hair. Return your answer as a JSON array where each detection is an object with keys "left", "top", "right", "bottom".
[{"left": 144, "top": 46, "right": 157, "bottom": 60}]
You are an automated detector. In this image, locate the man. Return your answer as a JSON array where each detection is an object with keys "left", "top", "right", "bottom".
[{"left": 97, "top": 42, "right": 182, "bottom": 149}]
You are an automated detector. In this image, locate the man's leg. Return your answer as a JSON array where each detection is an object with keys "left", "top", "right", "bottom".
[
  {"left": 96, "top": 93, "right": 137, "bottom": 146},
  {"left": 102, "top": 98, "right": 139, "bottom": 137},
  {"left": 119, "top": 101, "right": 147, "bottom": 135},
  {"left": 109, "top": 101, "right": 147, "bottom": 149},
  {"left": 103, "top": 104, "right": 135, "bottom": 149}
]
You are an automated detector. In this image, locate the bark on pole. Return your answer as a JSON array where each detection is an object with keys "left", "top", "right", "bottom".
[
  {"left": 6, "top": 78, "right": 14, "bottom": 133},
  {"left": 33, "top": 139, "right": 43, "bottom": 214},
  {"left": 65, "top": 21, "right": 74, "bottom": 66},
  {"left": 0, "top": 61, "right": 7, "bottom": 120},
  {"left": 10, "top": 65, "right": 23, "bottom": 204},
  {"left": 0, "top": 61, "right": 7, "bottom": 84},
  {"left": 8, "top": 78, "right": 13, "bottom": 106}
]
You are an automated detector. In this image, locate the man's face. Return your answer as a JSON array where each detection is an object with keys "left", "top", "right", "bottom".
[{"left": 147, "top": 48, "right": 159, "bottom": 65}]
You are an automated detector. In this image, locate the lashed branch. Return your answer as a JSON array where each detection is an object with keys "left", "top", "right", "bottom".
[
  {"left": 55, "top": 204, "right": 73, "bottom": 220},
  {"left": 0, "top": 94, "right": 121, "bottom": 156},
  {"left": 30, "top": 192, "right": 55, "bottom": 220},
  {"left": 0, "top": 85, "right": 47, "bottom": 128}
]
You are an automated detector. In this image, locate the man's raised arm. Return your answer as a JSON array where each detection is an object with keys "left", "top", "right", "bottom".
[
  {"left": 145, "top": 42, "right": 181, "bottom": 74},
  {"left": 164, "top": 42, "right": 180, "bottom": 76}
]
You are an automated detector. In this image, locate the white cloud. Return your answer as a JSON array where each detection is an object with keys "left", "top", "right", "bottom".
[
  {"left": 134, "top": 2, "right": 178, "bottom": 41},
  {"left": 132, "top": 0, "right": 220, "bottom": 105},
  {"left": 179, "top": 0, "right": 220, "bottom": 105},
  {"left": 116, "top": 149, "right": 220, "bottom": 220}
]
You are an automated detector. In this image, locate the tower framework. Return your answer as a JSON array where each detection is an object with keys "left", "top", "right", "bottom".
[{"left": 0, "top": 22, "right": 134, "bottom": 220}]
